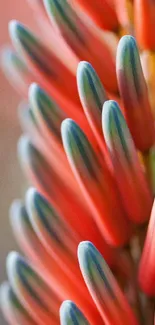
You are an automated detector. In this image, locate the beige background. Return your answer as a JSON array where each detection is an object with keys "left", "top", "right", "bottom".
[{"left": 0, "top": 2, "right": 36, "bottom": 323}]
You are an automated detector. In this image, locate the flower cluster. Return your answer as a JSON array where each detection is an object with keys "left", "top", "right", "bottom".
[{"left": 1, "top": 1, "right": 155, "bottom": 325}]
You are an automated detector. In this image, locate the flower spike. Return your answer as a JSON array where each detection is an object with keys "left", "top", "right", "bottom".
[{"left": 2, "top": 2, "right": 155, "bottom": 325}]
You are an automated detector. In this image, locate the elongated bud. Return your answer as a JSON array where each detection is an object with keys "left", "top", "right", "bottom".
[
  {"left": 78, "top": 241, "right": 139, "bottom": 325},
  {"left": 77, "top": 61, "right": 108, "bottom": 154},
  {"left": 6, "top": 252, "right": 60, "bottom": 325},
  {"left": 102, "top": 100, "right": 153, "bottom": 223},
  {"left": 29, "top": 83, "right": 66, "bottom": 150},
  {"left": 9, "top": 20, "right": 79, "bottom": 108},
  {"left": 44, "top": 0, "right": 118, "bottom": 93},
  {"left": 0, "top": 47, "right": 34, "bottom": 96},
  {"left": 0, "top": 282, "right": 36, "bottom": 325},
  {"left": 62, "top": 118, "right": 131, "bottom": 247},
  {"left": 116, "top": 35, "right": 155, "bottom": 151}
]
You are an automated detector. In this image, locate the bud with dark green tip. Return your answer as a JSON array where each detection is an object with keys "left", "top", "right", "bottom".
[
  {"left": 18, "top": 136, "right": 55, "bottom": 201},
  {"left": 29, "top": 83, "right": 66, "bottom": 144},
  {"left": 116, "top": 35, "right": 155, "bottom": 151},
  {"left": 60, "top": 300, "right": 90, "bottom": 325},
  {"left": 78, "top": 241, "right": 139, "bottom": 325},
  {"left": 9, "top": 20, "right": 77, "bottom": 106},
  {"left": 6, "top": 252, "right": 60, "bottom": 325},
  {"left": 102, "top": 99, "right": 152, "bottom": 224},
  {"left": 0, "top": 282, "right": 36, "bottom": 325},
  {"left": 0, "top": 46, "right": 33, "bottom": 96},
  {"left": 26, "top": 188, "right": 79, "bottom": 258},
  {"left": 61, "top": 118, "right": 131, "bottom": 247},
  {"left": 77, "top": 61, "right": 107, "bottom": 152}
]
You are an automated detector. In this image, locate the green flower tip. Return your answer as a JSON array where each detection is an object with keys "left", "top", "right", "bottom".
[
  {"left": 9, "top": 20, "right": 23, "bottom": 42},
  {"left": 77, "top": 60, "right": 107, "bottom": 112},
  {"left": 29, "top": 83, "right": 50, "bottom": 107},
  {"left": 60, "top": 300, "right": 89, "bottom": 325},
  {"left": 117, "top": 34, "right": 139, "bottom": 73},
  {"left": 117, "top": 34, "right": 137, "bottom": 56},
  {"left": 60, "top": 300, "right": 76, "bottom": 324},
  {"left": 25, "top": 186, "right": 37, "bottom": 207},
  {"left": 77, "top": 61, "right": 93, "bottom": 81},
  {"left": 102, "top": 99, "right": 121, "bottom": 137},
  {"left": 6, "top": 251, "right": 21, "bottom": 282},
  {"left": 61, "top": 118, "right": 76, "bottom": 146},
  {"left": 29, "top": 82, "right": 41, "bottom": 103},
  {"left": 78, "top": 240, "right": 97, "bottom": 273},
  {"left": 9, "top": 20, "right": 36, "bottom": 54},
  {"left": 61, "top": 118, "right": 88, "bottom": 162},
  {"left": 29, "top": 83, "right": 46, "bottom": 115},
  {"left": 25, "top": 187, "right": 48, "bottom": 221},
  {"left": 77, "top": 61, "right": 95, "bottom": 95}
]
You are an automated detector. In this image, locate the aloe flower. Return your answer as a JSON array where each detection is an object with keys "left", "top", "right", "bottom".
[{"left": 1, "top": 1, "right": 155, "bottom": 325}]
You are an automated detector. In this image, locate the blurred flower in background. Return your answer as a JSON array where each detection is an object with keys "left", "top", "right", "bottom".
[
  {"left": 1, "top": 1, "right": 155, "bottom": 325},
  {"left": 0, "top": 2, "right": 36, "bottom": 324}
]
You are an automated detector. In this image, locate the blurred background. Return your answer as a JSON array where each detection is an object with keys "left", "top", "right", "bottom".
[{"left": 0, "top": 2, "right": 36, "bottom": 323}]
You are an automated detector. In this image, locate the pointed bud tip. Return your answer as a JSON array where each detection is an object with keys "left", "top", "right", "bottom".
[
  {"left": 60, "top": 300, "right": 89, "bottom": 325},
  {"left": 61, "top": 118, "right": 75, "bottom": 137},
  {"left": 8, "top": 20, "right": 22, "bottom": 39},
  {"left": 77, "top": 61, "right": 92, "bottom": 76},
  {"left": 60, "top": 300, "right": 78, "bottom": 320},
  {"left": 102, "top": 99, "right": 119, "bottom": 116},
  {"left": 61, "top": 118, "right": 82, "bottom": 157},
  {"left": 102, "top": 100, "right": 126, "bottom": 146},
  {"left": 60, "top": 300, "right": 75, "bottom": 316},
  {"left": 77, "top": 61, "right": 94, "bottom": 91},
  {"left": 25, "top": 187, "right": 39, "bottom": 214},
  {"left": 28, "top": 82, "right": 40, "bottom": 101},
  {"left": 6, "top": 251, "right": 21, "bottom": 278},
  {"left": 119, "top": 35, "right": 136, "bottom": 43},
  {"left": 118, "top": 35, "right": 137, "bottom": 52},
  {"left": 78, "top": 241, "right": 94, "bottom": 261},
  {"left": 102, "top": 99, "right": 121, "bottom": 122},
  {"left": 117, "top": 35, "right": 138, "bottom": 68}
]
